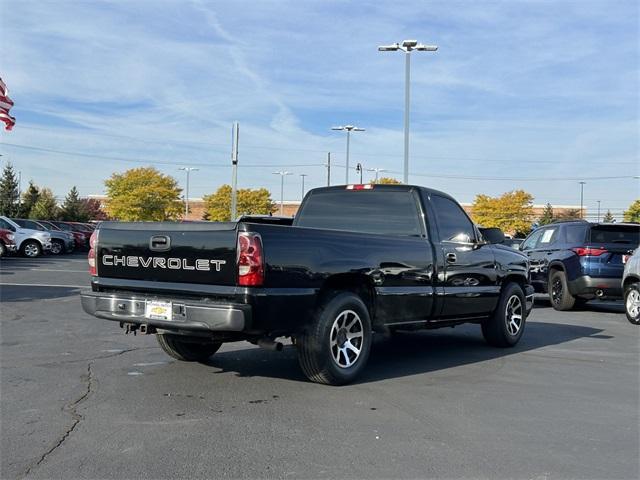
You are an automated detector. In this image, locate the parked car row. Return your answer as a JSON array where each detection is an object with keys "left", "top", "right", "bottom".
[
  {"left": 519, "top": 219, "right": 639, "bottom": 324},
  {"left": 0, "top": 215, "right": 96, "bottom": 258}
]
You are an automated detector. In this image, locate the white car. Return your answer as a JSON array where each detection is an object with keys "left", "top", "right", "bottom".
[
  {"left": 623, "top": 248, "right": 640, "bottom": 325},
  {"left": 0, "top": 216, "right": 52, "bottom": 257}
]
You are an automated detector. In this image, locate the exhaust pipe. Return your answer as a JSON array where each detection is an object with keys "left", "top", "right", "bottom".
[
  {"left": 257, "top": 338, "right": 284, "bottom": 351},
  {"left": 595, "top": 289, "right": 604, "bottom": 298}
]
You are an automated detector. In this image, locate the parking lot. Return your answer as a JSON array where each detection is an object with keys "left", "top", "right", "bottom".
[{"left": 1, "top": 253, "right": 638, "bottom": 479}]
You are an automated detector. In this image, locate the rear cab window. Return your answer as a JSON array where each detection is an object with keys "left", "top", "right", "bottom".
[{"left": 295, "top": 188, "right": 424, "bottom": 236}]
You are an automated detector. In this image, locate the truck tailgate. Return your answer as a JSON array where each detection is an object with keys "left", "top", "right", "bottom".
[{"left": 96, "top": 221, "right": 238, "bottom": 286}]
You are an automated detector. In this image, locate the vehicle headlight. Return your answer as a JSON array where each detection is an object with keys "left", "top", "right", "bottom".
[{"left": 7, "top": 233, "right": 14, "bottom": 241}]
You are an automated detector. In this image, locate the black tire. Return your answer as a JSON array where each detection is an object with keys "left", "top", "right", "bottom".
[
  {"left": 549, "top": 270, "right": 576, "bottom": 311},
  {"left": 50, "top": 239, "right": 64, "bottom": 255},
  {"left": 624, "top": 283, "right": 640, "bottom": 325},
  {"left": 156, "top": 334, "right": 221, "bottom": 362},
  {"left": 20, "top": 240, "right": 42, "bottom": 258},
  {"left": 297, "top": 291, "right": 372, "bottom": 385},
  {"left": 482, "top": 282, "right": 527, "bottom": 347}
]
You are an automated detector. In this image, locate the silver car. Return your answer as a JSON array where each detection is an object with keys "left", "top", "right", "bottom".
[
  {"left": 622, "top": 248, "right": 640, "bottom": 325},
  {"left": 0, "top": 216, "right": 52, "bottom": 257}
]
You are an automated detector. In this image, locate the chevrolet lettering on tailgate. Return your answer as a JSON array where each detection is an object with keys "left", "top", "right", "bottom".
[{"left": 102, "top": 255, "right": 226, "bottom": 272}]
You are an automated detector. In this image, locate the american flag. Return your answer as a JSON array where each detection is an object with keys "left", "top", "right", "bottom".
[{"left": 0, "top": 77, "right": 16, "bottom": 131}]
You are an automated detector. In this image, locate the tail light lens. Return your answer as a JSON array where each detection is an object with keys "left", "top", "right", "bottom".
[
  {"left": 572, "top": 247, "right": 608, "bottom": 257},
  {"left": 237, "top": 232, "right": 264, "bottom": 286},
  {"left": 88, "top": 230, "right": 98, "bottom": 275}
]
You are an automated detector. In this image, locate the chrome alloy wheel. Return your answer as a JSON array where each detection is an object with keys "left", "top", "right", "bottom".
[
  {"left": 627, "top": 289, "right": 640, "bottom": 319},
  {"left": 24, "top": 243, "right": 39, "bottom": 257},
  {"left": 329, "top": 309, "right": 364, "bottom": 368},
  {"left": 505, "top": 295, "right": 523, "bottom": 335}
]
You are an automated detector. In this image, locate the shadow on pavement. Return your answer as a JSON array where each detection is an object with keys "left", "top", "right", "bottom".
[
  {"left": 0, "top": 285, "right": 82, "bottom": 302},
  {"left": 204, "top": 321, "right": 605, "bottom": 384},
  {"left": 534, "top": 295, "right": 624, "bottom": 314}
]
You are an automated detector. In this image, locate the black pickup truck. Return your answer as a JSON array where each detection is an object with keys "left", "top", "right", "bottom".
[{"left": 81, "top": 184, "right": 534, "bottom": 385}]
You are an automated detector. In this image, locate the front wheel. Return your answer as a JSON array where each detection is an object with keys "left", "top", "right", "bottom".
[
  {"left": 625, "top": 283, "right": 640, "bottom": 325},
  {"left": 482, "top": 282, "right": 527, "bottom": 347},
  {"left": 297, "top": 291, "right": 372, "bottom": 385},
  {"left": 21, "top": 240, "right": 42, "bottom": 258},
  {"left": 156, "top": 334, "right": 221, "bottom": 362}
]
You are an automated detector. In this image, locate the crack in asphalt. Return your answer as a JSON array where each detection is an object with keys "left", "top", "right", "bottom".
[{"left": 20, "top": 362, "right": 94, "bottom": 479}]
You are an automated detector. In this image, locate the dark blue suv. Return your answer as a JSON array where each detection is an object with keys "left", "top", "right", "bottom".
[{"left": 520, "top": 221, "right": 640, "bottom": 310}]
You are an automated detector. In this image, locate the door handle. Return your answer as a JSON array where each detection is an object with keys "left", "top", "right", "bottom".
[{"left": 446, "top": 253, "right": 457, "bottom": 263}]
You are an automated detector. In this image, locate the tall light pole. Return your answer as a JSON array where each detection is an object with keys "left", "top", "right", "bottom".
[
  {"left": 331, "top": 125, "right": 364, "bottom": 184},
  {"left": 579, "top": 181, "right": 586, "bottom": 219},
  {"left": 597, "top": 200, "right": 601, "bottom": 222},
  {"left": 356, "top": 163, "right": 364, "bottom": 183},
  {"left": 179, "top": 167, "right": 199, "bottom": 217},
  {"left": 299, "top": 173, "right": 308, "bottom": 201},
  {"left": 367, "top": 167, "right": 387, "bottom": 183},
  {"left": 378, "top": 39, "right": 437, "bottom": 184},
  {"left": 273, "top": 171, "right": 292, "bottom": 216}
]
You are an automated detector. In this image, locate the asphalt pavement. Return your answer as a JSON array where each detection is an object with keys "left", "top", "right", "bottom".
[{"left": 1, "top": 253, "right": 638, "bottom": 479}]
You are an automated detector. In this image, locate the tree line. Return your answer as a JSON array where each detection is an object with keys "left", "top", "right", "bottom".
[{"left": 2, "top": 163, "right": 638, "bottom": 230}]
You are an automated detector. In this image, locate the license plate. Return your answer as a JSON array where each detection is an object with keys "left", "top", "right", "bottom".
[
  {"left": 623, "top": 255, "right": 630, "bottom": 264},
  {"left": 145, "top": 300, "right": 173, "bottom": 321}
]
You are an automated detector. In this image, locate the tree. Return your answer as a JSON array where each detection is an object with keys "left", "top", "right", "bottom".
[
  {"left": 80, "top": 198, "right": 109, "bottom": 221},
  {"left": 59, "top": 186, "right": 89, "bottom": 222},
  {"left": 471, "top": 190, "right": 534, "bottom": 235},
  {"left": 538, "top": 203, "right": 555, "bottom": 225},
  {"left": 105, "top": 167, "right": 183, "bottom": 221},
  {"left": 623, "top": 199, "right": 640, "bottom": 223},
  {"left": 602, "top": 210, "right": 615, "bottom": 223},
  {"left": 19, "top": 181, "right": 41, "bottom": 217},
  {"left": 373, "top": 177, "right": 402, "bottom": 184},
  {"left": 29, "top": 188, "right": 59, "bottom": 220},
  {"left": 0, "top": 162, "right": 20, "bottom": 216},
  {"left": 203, "top": 184, "right": 275, "bottom": 221}
]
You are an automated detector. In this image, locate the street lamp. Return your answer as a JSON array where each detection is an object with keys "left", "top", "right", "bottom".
[
  {"left": 299, "top": 173, "right": 308, "bottom": 202},
  {"left": 378, "top": 39, "right": 437, "bottom": 184},
  {"left": 331, "top": 125, "right": 365, "bottom": 184},
  {"left": 273, "top": 171, "right": 292, "bottom": 215},
  {"left": 355, "top": 163, "right": 364, "bottom": 184},
  {"left": 366, "top": 167, "right": 387, "bottom": 183},
  {"left": 178, "top": 167, "right": 199, "bottom": 217},
  {"left": 597, "top": 200, "right": 601, "bottom": 222},
  {"left": 579, "top": 181, "right": 586, "bottom": 219}
]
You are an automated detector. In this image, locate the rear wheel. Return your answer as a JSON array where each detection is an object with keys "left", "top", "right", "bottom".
[
  {"left": 549, "top": 270, "right": 576, "bottom": 311},
  {"left": 482, "top": 282, "right": 526, "bottom": 347},
  {"left": 297, "top": 291, "right": 372, "bottom": 385},
  {"left": 50, "top": 240, "right": 64, "bottom": 255},
  {"left": 625, "top": 283, "right": 640, "bottom": 325},
  {"left": 156, "top": 334, "right": 221, "bottom": 362},
  {"left": 21, "top": 240, "right": 42, "bottom": 258}
]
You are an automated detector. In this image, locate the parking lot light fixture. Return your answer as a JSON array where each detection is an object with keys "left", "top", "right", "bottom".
[
  {"left": 367, "top": 167, "right": 387, "bottom": 183},
  {"left": 378, "top": 39, "right": 437, "bottom": 184},
  {"left": 331, "top": 125, "right": 365, "bottom": 184},
  {"left": 178, "top": 167, "right": 199, "bottom": 217},
  {"left": 273, "top": 171, "right": 292, "bottom": 215}
]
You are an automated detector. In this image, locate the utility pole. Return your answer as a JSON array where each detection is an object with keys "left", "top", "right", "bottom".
[
  {"left": 579, "top": 181, "right": 586, "bottom": 219},
  {"left": 597, "top": 200, "right": 601, "bottom": 222},
  {"left": 17, "top": 170, "right": 21, "bottom": 213},
  {"left": 326, "top": 152, "right": 331, "bottom": 186},
  {"left": 331, "top": 125, "right": 364, "bottom": 183},
  {"left": 299, "top": 174, "right": 308, "bottom": 201},
  {"left": 178, "top": 167, "right": 199, "bottom": 217},
  {"left": 230, "top": 122, "right": 239, "bottom": 220},
  {"left": 367, "top": 167, "right": 386, "bottom": 183},
  {"left": 272, "top": 171, "right": 292, "bottom": 215},
  {"left": 378, "top": 39, "right": 437, "bottom": 184}
]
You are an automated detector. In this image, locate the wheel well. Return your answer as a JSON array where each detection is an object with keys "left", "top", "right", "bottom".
[
  {"left": 318, "top": 274, "right": 376, "bottom": 320},
  {"left": 503, "top": 274, "right": 526, "bottom": 292},
  {"left": 22, "top": 238, "right": 42, "bottom": 248},
  {"left": 624, "top": 276, "right": 640, "bottom": 290}
]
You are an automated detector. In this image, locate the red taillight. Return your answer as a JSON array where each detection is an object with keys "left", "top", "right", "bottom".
[
  {"left": 346, "top": 184, "right": 373, "bottom": 190},
  {"left": 572, "top": 247, "right": 608, "bottom": 257},
  {"left": 237, "top": 232, "right": 264, "bottom": 286},
  {"left": 88, "top": 231, "right": 98, "bottom": 275}
]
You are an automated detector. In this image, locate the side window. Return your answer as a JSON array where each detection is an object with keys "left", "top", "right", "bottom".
[
  {"left": 431, "top": 195, "right": 475, "bottom": 243},
  {"left": 521, "top": 229, "right": 543, "bottom": 251},
  {"left": 0, "top": 219, "right": 15, "bottom": 231},
  {"left": 565, "top": 224, "right": 587, "bottom": 244},
  {"left": 537, "top": 227, "right": 558, "bottom": 248}
]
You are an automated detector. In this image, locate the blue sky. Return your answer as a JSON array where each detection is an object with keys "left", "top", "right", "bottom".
[{"left": 0, "top": 0, "right": 638, "bottom": 217}]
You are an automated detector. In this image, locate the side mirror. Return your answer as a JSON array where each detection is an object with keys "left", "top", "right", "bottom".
[{"left": 479, "top": 227, "right": 505, "bottom": 245}]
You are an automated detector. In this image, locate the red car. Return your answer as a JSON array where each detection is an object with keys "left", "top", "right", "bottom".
[
  {"left": 50, "top": 221, "right": 91, "bottom": 250},
  {"left": 0, "top": 228, "right": 17, "bottom": 257}
]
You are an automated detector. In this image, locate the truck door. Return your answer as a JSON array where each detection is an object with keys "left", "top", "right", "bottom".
[{"left": 429, "top": 195, "right": 499, "bottom": 318}]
